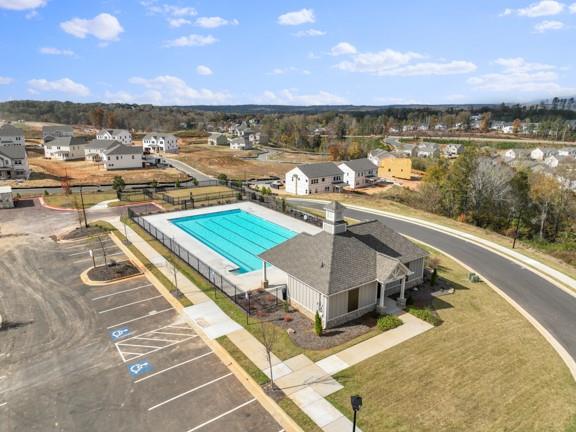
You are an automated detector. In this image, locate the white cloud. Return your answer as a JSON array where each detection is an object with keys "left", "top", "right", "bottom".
[
  {"left": 27, "top": 78, "right": 90, "bottom": 96},
  {"left": 468, "top": 57, "right": 574, "bottom": 94},
  {"left": 39, "top": 47, "right": 75, "bottom": 56},
  {"left": 0, "top": 0, "right": 46, "bottom": 10},
  {"left": 270, "top": 67, "right": 311, "bottom": 75},
  {"left": 195, "top": 16, "right": 239, "bottom": 28},
  {"left": 168, "top": 18, "right": 190, "bottom": 28},
  {"left": 164, "top": 34, "right": 217, "bottom": 47},
  {"left": 277, "top": 8, "right": 315, "bottom": 26},
  {"left": 294, "top": 28, "right": 326, "bottom": 37},
  {"left": 502, "top": 1, "right": 565, "bottom": 17},
  {"left": 0, "top": 76, "right": 14, "bottom": 85},
  {"left": 141, "top": 1, "right": 197, "bottom": 17},
  {"left": 534, "top": 19, "right": 565, "bottom": 32},
  {"left": 334, "top": 47, "right": 476, "bottom": 76},
  {"left": 331, "top": 42, "right": 357, "bottom": 56},
  {"left": 196, "top": 65, "right": 213, "bottom": 75},
  {"left": 109, "top": 75, "right": 229, "bottom": 105},
  {"left": 570, "top": 2, "right": 576, "bottom": 12},
  {"left": 257, "top": 89, "right": 347, "bottom": 105},
  {"left": 60, "top": 13, "right": 124, "bottom": 42}
]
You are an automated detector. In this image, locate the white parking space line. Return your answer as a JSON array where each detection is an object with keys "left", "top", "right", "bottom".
[
  {"left": 0, "top": 376, "right": 6, "bottom": 380},
  {"left": 73, "top": 251, "right": 124, "bottom": 264},
  {"left": 119, "top": 336, "right": 198, "bottom": 362},
  {"left": 119, "top": 343, "right": 161, "bottom": 349},
  {"left": 185, "top": 398, "right": 256, "bottom": 432},
  {"left": 106, "top": 308, "right": 173, "bottom": 329},
  {"left": 148, "top": 373, "right": 233, "bottom": 411},
  {"left": 134, "top": 351, "right": 213, "bottom": 383},
  {"left": 151, "top": 331, "right": 194, "bottom": 337},
  {"left": 0, "top": 402, "right": 6, "bottom": 408},
  {"left": 131, "top": 336, "right": 179, "bottom": 343},
  {"left": 68, "top": 246, "right": 117, "bottom": 257},
  {"left": 91, "top": 284, "right": 152, "bottom": 300},
  {"left": 98, "top": 295, "right": 163, "bottom": 314}
]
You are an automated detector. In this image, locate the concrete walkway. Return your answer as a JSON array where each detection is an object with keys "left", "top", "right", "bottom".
[
  {"left": 91, "top": 199, "right": 119, "bottom": 209},
  {"left": 109, "top": 217, "right": 433, "bottom": 432}
]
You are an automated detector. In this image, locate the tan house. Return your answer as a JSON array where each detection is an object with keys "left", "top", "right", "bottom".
[{"left": 378, "top": 157, "right": 412, "bottom": 180}]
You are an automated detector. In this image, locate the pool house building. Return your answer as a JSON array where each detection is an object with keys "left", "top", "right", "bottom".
[{"left": 259, "top": 202, "right": 428, "bottom": 328}]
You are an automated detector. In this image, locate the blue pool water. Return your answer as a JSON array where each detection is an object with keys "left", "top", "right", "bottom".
[{"left": 170, "top": 209, "right": 296, "bottom": 273}]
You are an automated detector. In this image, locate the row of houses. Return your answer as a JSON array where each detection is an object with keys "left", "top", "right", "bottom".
[{"left": 0, "top": 124, "right": 30, "bottom": 180}]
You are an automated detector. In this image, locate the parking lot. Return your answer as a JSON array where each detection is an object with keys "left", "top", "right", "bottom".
[{"left": 0, "top": 230, "right": 282, "bottom": 432}]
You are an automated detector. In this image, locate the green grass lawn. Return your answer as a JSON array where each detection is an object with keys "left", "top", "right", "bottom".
[
  {"left": 163, "top": 185, "right": 232, "bottom": 198},
  {"left": 44, "top": 191, "right": 119, "bottom": 208},
  {"left": 326, "top": 248, "right": 576, "bottom": 432}
]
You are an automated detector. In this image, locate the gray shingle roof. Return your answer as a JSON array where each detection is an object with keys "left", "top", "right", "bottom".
[
  {"left": 339, "top": 158, "right": 377, "bottom": 171},
  {"left": 259, "top": 219, "right": 427, "bottom": 295},
  {"left": 143, "top": 133, "right": 175, "bottom": 140},
  {"left": 296, "top": 162, "right": 343, "bottom": 178},
  {"left": 99, "top": 129, "right": 129, "bottom": 135},
  {"left": 44, "top": 137, "right": 87, "bottom": 148},
  {"left": 105, "top": 143, "right": 142, "bottom": 156},
  {"left": 85, "top": 139, "right": 119, "bottom": 151},
  {"left": 0, "top": 124, "right": 24, "bottom": 137},
  {"left": 42, "top": 125, "right": 73, "bottom": 134},
  {"left": 0, "top": 145, "right": 26, "bottom": 159}
]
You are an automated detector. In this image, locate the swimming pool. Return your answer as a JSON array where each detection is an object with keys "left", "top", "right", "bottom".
[{"left": 170, "top": 209, "right": 297, "bottom": 274}]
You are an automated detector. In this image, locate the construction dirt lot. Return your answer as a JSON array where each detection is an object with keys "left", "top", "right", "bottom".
[{"left": 18, "top": 147, "right": 188, "bottom": 188}]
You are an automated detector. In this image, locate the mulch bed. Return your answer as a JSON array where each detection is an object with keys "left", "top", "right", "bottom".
[
  {"left": 407, "top": 277, "right": 453, "bottom": 308},
  {"left": 61, "top": 226, "right": 108, "bottom": 240},
  {"left": 238, "top": 289, "right": 378, "bottom": 351},
  {"left": 87, "top": 260, "right": 141, "bottom": 282}
]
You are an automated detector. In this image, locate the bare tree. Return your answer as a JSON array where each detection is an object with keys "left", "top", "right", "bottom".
[{"left": 258, "top": 321, "right": 279, "bottom": 386}]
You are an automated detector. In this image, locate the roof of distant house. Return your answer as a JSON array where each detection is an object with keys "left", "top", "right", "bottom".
[
  {"left": 294, "top": 162, "right": 343, "bottom": 178},
  {"left": 42, "top": 125, "right": 73, "bottom": 133},
  {"left": 98, "top": 128, "right": 130, "bottom": 135},
  {"left": 0, "top": 145, "right": 26, "bottom": 159},
  {"left": 338, "top": 158, "right": 377, "bottom": 171},
  {"left": 45, "top": 137, "right": 88, "bottom": 148},
  {"left": 86, "top": 139, "right": 120, "bottom": 151},
  {"left": 143, "top": 133, "right": 176, "bottom": 140},
  {"left": 105, "top": 143, "right": 142, "bottom": 156},
  {"left": 0, "top": 124, "right": 24, "bottom": 137}
]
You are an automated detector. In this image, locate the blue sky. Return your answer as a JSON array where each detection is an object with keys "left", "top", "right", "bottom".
[{"left": 0, "top": 0, "right": 575, "bottom": 105}]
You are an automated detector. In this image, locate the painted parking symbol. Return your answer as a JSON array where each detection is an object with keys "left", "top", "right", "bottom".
[
  {"left": 110, "top": 327, "right": 131, "bottom": 341},
  {"left": 128, "top": 360, "right": 153, "bottom": 378}
]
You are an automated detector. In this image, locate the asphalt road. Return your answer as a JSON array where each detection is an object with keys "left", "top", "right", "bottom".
[
  {"left": 295, "top": 200, "right": 576, "bottom": 363},
  {"left": 162, "top": 158, "right": 213, "bottom": 182},
  {"left": 0, "top": 204, "right": 281, "bottom": 432}
]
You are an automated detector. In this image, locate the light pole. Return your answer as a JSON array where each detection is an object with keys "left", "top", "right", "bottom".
[
  {"left": 351, "top": 395, "right": 362, "bottom": 432},
  {"left": 79, "top": 185, "right": 88, "bottom": 228}
]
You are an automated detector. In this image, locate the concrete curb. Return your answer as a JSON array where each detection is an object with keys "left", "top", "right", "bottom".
[
  {"left": 79, "top": 265, "right": 144, "bottom": 287},
  {"left": 405, "top": 235, "right": 576, "bottom": 382},
  {"left": 38, "top": 197, "right": 77, "bottom": 212},
  {"left": 108, "top": 230, "right": 303, "bottom": 431}
]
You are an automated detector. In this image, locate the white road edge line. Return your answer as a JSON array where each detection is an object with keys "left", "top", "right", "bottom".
[
  {"left": 134, "top": 352, "right": 214, "bottom": 383},
  {"left": 148, "top": 373, "right": 233, "bottom": 411},
  {"left": 91, "top": 285, "right": 152, "bottom": 300},
  {"left": 98, "top": 295, "right": 163, "bottom": 314},
  {"left": 185, "top": 398, "right": 256, "bottom": 432},
  {"left": 106, "top": 308, "right": 173, "bottom": 329}
]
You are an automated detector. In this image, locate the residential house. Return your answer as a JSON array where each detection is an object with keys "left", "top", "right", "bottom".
[
  {"left": 208, "top": 132, "right": 229, "bottom": 146},
  {"left": 368, "top": 148, "right": 394, "bottom": 166},
  {"left": 530, "top": 147, "right": 557, "bottom": 161},
  {"left": 378, "top": 157, "right": 412, "bottom": 180},
  {"left": 96, "top": 129, "right": 132, "bottom": 145},
  {"left": 44, "top": 137, "right": 88, "bottom": 161},
  {"left": 0, "top": 185, "right": 14, "bottom": 208},
  {"left": 84, "top": 139, "right": 118, "bottom": 162},
  {"left": 444, "top": 143, "right": 464, "bottom": 158},
  {"left": 338, "top": 158, "right": 377, "bottom": 189},
  {"left": 503, "top": 148, "right": 531, "bottom": 161},
  {"left": 416, "top": 142, "right": 440, "bottom": 158},
  {"left": 545, "top": 155, "right": 574, "bottom": 169},
  {"left": 0, "top": 145, "right": 29, "bottom": 179},
  {"left": 285, "top": 162, "right": 344, "bottom": 195},
  {"left": 0, "top": 124, "right": 25, "bottom": 146},
  {"left": 101, "top": 143, "right": 143, "bottom": 170},
  {"left": 42, "top": 125, "right": 73, "bottom": 143},
  {"left": 396, "top": 143, "right": 417, "bottom": 158},
  {"left": 142, "top": 133, "right": 178, "bottom": 154},
  {"left": 230, "top": 137, "right": 252, "bottom": 150},
  {"left": 259, "top": 202, "right": 428, "bottom": 328},
  {"left": 558, "top": 147, "right": 576, "bottom": 157}
]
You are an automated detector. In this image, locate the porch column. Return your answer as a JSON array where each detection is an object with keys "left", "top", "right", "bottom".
[
  {"left": 397, "top": 277, "right": 407, "bottom": 309},
  {"left": 261, "top": 260, "right": 269, "bottom": 288},
  {"left": 379, "top": 283, "right": 386, "bottom": 309}
]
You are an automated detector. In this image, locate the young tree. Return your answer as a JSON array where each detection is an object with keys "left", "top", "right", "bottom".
[
  {"left": 480, "top": 112, "right": 492, "bottom": 132},
  {"left": 258, "top": 322, "right": 279, "bottom": 386},
  {"left": 512, "top": 118, "right": 522, "bottom": 134},
  {"left": 112, "top": 176, "right": 126, "bottom": 199},
  {"left": 530, "top": 173, "right": 560, "bottom": 240}
]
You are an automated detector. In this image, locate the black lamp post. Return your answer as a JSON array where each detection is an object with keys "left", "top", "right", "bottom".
[{"left": 351, "top": 395, "right": 362, "bottom": 432}]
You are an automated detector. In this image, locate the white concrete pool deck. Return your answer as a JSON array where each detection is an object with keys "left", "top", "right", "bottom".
[{"left": 142, "top": 202, "right": 322, "bottom": 291}]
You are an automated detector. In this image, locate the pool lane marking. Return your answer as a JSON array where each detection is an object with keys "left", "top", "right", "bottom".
[
  {"left": 98, "top": 295, "right": 163, "bottom": 314},
  {"left": 106, "top": 308, "right": 173, "bottom": 329},
  {"left": 184, "top": 398, "right": 257, "bottom": 432},
  {"left": 134, "top": 351, "right": 214, "bottom": 383},
  {"left": 147, "top": 372, "right": 233, "bottom": 411},
  {"left": 91, "top": 284, "right": 152, "bottom": 300}
]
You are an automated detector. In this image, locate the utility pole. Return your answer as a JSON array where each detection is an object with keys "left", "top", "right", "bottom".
[{"left": 79, "top": 185, "right": 88, "bottom": 228}]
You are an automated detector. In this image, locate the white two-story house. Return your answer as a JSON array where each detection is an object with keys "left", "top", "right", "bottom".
[
  {"left": 0, "top": 124, "right": 29, "bottom": 179},
  {"left": 338, "top": 158, "right": 377, "bottom": 189},
  {"left": 84, "top": 139, "right": 118, "bottom": 162},
  {"left": 97, "top": 129, "right": 132, "bottom": 145},
  {"left": 142, "top": 133, "right": 178, "bottom": 154},
  {"left": 208, "top": 132, "right": 229, "bottom": 146},
  {"left": 44, "top": 137, "right": 88, "bottom": 161},
  {"left": 230, "top": 136, "right": 252, "bottom": 150},
  {"left": 285, "top": 162, "right": 344, "bottom": 195},
  {"left": 102, "top": 143, "right": 143, "bottom": 170}
]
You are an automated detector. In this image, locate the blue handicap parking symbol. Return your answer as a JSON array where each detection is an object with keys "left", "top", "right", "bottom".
[
  {"left": 127, "top": 360, "right": 153, "bottom": 378},
  {"left": 110, "top": 327, "right": 131, "bottom": 341}
]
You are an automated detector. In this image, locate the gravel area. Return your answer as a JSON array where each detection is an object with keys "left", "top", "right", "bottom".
[{"left": 87, "top": 261, "right": 141, "bottom": 282}]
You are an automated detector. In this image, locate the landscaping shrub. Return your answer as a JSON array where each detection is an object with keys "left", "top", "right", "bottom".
[
  {"left": 408, "top": 306, "right": 443, "bottom": 326},
  {"left": 431, "top": 268, "right": 438, "bottom": 286},
  {"left": 377, "top": 314, "right": 403, "bottom": 332},
  {"left": 314, "top": 311, "right": 322, "bottom": 336}
]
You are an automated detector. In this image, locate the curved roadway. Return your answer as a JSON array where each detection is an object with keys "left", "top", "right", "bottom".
[{"left": 296, "top": 200, "right": 576, "bottom": 363}]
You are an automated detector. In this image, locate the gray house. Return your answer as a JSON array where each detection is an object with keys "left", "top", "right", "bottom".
[
  {"left": 260, "top": 202, "right": 428, "bottom": 328},
  {"left": 42, "top": 125, "right": 74, "bottom": 143}
]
